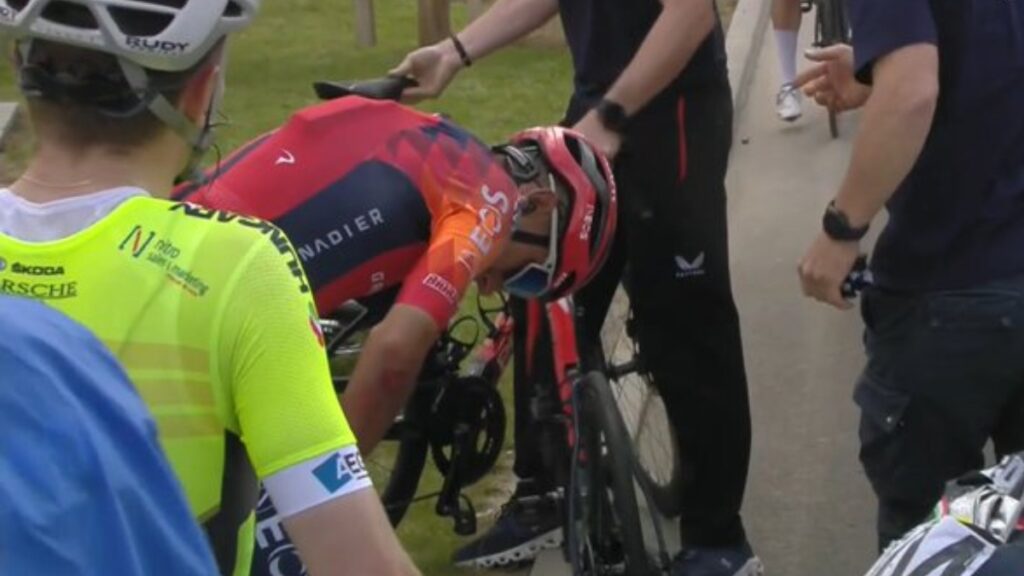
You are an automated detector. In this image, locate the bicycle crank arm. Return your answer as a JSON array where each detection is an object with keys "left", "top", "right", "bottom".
[{"left": 435, "top": 423, "right": 478, "bottom": 535}]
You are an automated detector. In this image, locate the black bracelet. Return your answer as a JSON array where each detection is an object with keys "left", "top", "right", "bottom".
[{"left": 451, "top": 35, "right": 472, "bottom": 67}]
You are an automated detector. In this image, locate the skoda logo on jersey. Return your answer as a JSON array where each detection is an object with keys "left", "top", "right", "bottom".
[{"left": 11, "top": 263, "right": 65, "bottom": 276}]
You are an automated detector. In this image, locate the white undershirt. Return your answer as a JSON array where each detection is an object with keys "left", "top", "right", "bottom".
[{"left": 0, "top": 187, "right": 149, "bottom": 242}]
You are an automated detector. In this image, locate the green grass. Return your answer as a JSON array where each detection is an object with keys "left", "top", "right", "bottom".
[{"left": 218, "top": 0, "right": 572, "bottom": 152}]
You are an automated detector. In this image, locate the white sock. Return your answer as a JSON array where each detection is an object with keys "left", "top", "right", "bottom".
[{"left": 774, "top": 29, "right": 799, "bottom": 87}]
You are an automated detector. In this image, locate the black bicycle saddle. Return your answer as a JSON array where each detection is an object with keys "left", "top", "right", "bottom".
[{"left": 313, "top": 75, "right": 418, "bottom": 102}]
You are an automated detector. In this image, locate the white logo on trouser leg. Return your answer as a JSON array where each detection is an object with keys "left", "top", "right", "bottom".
[{"left": 675, "top": 252, "right": 706, "bottom": 278}]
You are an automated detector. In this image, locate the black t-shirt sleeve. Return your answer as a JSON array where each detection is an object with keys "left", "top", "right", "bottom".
[{"left": 850, "top": 0, "right": 938, "bottom": 84}]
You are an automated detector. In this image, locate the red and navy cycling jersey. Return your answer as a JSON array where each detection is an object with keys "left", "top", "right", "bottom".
[{"left": 174, "top": 97, "right": 518, "bottom": 328}]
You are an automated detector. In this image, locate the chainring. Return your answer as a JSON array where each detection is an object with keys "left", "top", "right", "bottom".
[{"left": 428, "top": 376, "right": 506, "bottom": 486}]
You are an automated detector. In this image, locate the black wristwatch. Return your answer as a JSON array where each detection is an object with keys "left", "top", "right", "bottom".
[
  {"left": 822, "top": 201, "right": 870, "bottom": 241},
  {"left": 595, "top": 99, "right": 630, "bottom": 134}
]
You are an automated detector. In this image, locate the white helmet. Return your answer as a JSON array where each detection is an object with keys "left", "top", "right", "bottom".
[
  {"left": 1, "top": 0, "right": 259, "bottom": 179},
  {"left": 0, "top": 0, "right": 259, "bottom": 71}
]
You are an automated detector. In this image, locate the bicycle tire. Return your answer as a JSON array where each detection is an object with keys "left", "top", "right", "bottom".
[
  {"left": 609, "top": 370, "right": 684, "bottom": 518},
  {"left": 569, "top": 371, "right": 653, "bottom": 576},
  {"left": 602, "top": 312, "right": 684, "bottom": 517}
]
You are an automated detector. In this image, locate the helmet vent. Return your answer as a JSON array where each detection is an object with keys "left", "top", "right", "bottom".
[
  {"left": 40, "top": 2, "right": 99, "bottom": 30},
  {"left": 133, "top": 0, "right": 187, "bottom": 8},
  {"left": 224, "top": 1, "right": 244, "bottom": 17},
  {"left": 109, "top": 6, "right": 174, "bottom": 36}
]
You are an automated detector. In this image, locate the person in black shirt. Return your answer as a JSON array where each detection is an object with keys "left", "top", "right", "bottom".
[
  {"left": 797, "top": 0, "right": 1024, "bottom": 553},
  {"left": 395, "top": 1, "right": 760, "bottom": 574}
]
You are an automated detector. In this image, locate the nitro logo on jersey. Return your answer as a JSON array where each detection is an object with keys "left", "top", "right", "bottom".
[
  {"left": 119, "top": 225, "right": 210, "bottom": 297},
  {"left": 469, "top": 185, "right": 512, "bottom": 256}
]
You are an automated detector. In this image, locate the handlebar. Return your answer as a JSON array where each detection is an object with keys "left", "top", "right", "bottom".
[{"left": 313, "top": 75, "right": 418, "bottom": 102}]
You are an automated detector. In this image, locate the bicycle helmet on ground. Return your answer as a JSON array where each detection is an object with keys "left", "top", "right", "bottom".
[
  {"left": 495, "top": 127, "right": 618, "bottom": 301},
  {"left": 0, "top": 0, "right": 259, "bottom": 170}
]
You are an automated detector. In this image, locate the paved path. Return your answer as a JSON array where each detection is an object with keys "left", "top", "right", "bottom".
[
  {"left": 730, "top": 15, "right": 876, "bottom": 576},
  {"left": 522, "top": 9, "right": 878, "bottom": 576}
]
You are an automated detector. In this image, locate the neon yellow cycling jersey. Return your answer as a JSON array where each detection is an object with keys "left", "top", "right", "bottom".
[{"left": 0, "top": 195, "right": 357, "bottom": 575}]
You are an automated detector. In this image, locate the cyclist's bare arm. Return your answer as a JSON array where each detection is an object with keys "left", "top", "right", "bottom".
[
  {"left": 283, "top": 490, "right": 420, "bottom": 576},
  {"left": 342, "top": 197, "right": 501, "bottom": 454},
  {"left": 341, "top": 305, "right": 440, "bottom": 455},
  {"left": 392, "top": 0, "right": 558, "bottom": 100}
]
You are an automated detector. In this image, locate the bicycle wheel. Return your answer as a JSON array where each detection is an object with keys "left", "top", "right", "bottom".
[
  {"left": 609, "top": 370, "right": 683, "bottom": 517},
  {"left": 568, "top": 371, "right": 653, "bottom": 576},
  {"left": 603, "top": 312, "right": 684, "bottom": 517}
]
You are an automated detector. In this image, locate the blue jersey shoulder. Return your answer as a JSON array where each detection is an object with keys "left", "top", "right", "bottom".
[{"left": 0, "top": 297, "right": 218, "bottom": 575}]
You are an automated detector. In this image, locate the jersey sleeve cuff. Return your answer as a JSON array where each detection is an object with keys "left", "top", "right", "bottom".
[{"left": 262, "top": 445, "right": 374, "bottom": 519}]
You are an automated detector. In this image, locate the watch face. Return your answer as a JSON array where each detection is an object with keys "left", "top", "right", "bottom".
[{"left": 598, "top": 100, "right": 628, "bottom": 133}]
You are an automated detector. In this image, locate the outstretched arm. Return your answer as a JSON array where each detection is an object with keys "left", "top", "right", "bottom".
[{"left": 391, "top": 0, "right": 559, "bottom": 100}]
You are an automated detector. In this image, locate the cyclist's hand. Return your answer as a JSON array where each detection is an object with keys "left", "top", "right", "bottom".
[
  {"left": 390, "top": 42, "right": 463, "bottom": 103},
  {"left": 798, "top": 231, "right": 860, "bottom": 310},
  {"left": 795, "top": 44, "right": 871, "bottom": 113}
]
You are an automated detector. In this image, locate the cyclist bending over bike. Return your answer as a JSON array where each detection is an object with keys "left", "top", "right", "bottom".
[
  {"left": 176, "top": 96, "right": 618, "bottom": 455},
  {"left": 174, "top": 96, "right": 618, "bottom": 576},
  {"left": 0, "top": 1, "right": 417, "bottom": 575}
]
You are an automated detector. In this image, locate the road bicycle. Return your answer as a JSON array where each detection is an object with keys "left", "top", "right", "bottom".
[{"left": 801, "top": 0, "right": 851, "bottom": 138}]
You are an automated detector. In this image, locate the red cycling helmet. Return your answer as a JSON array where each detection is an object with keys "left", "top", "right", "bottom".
[{"left": 497, "top": 127, "right": 618, "bottom": 301}]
